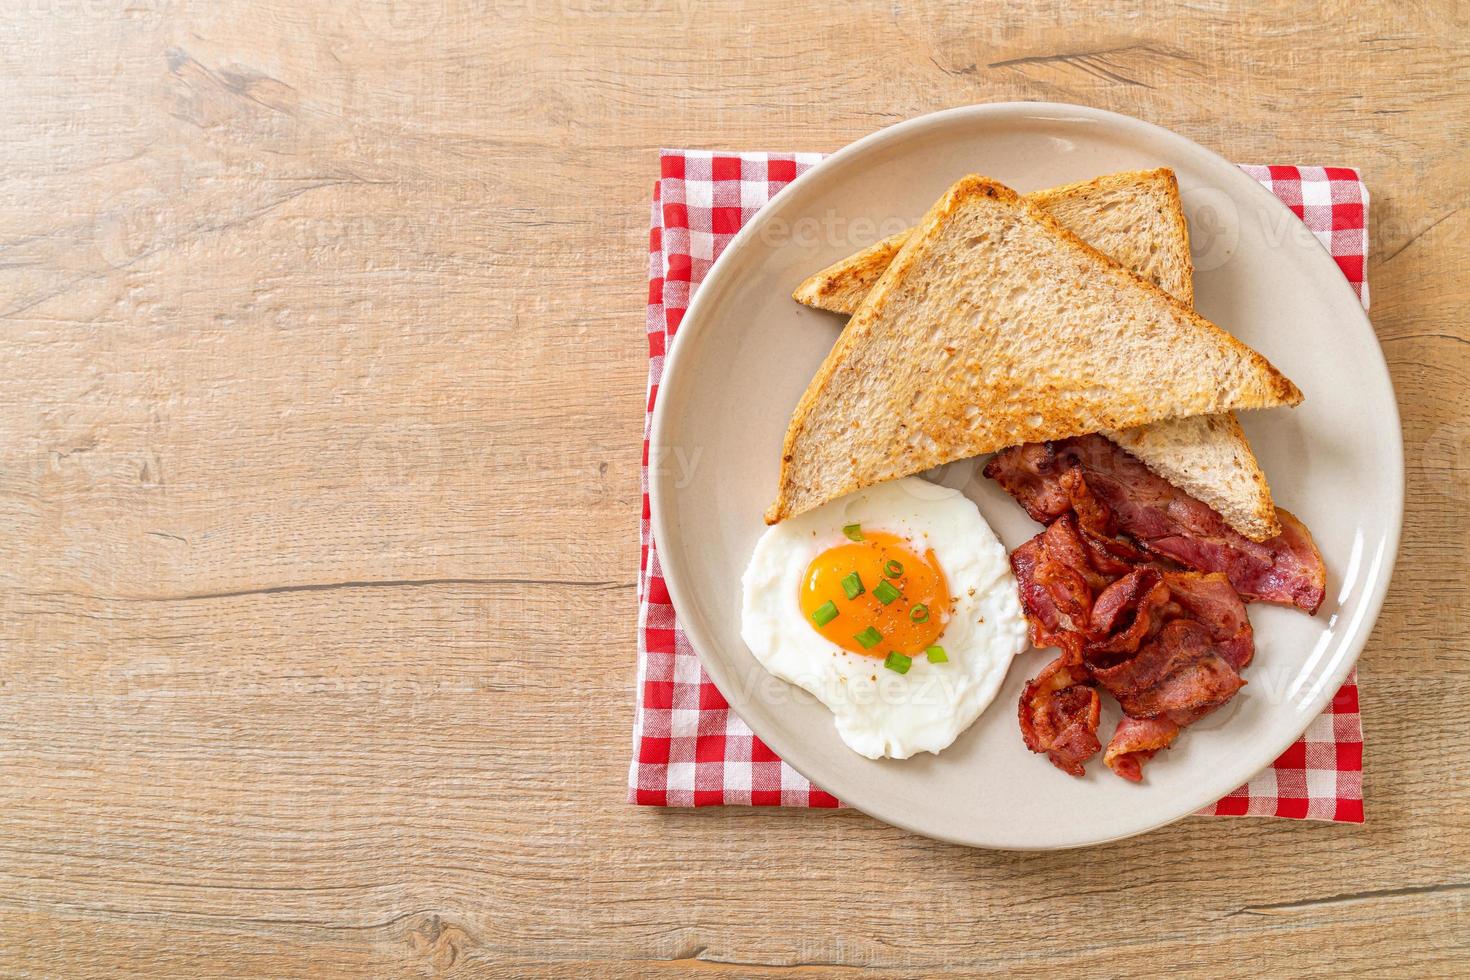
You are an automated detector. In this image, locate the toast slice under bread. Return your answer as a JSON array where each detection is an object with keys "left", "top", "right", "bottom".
[
  {"left": 1104, "top": 413, "right": 1278, "bottom": 539},
  {"left": 766, "top": 174, "right": 1302, "bottom": 525},
  {"left": 793, "top": 170, "right": 1194, "bottom": 314},
  {"left": 792, "top": 169, "right": 1283, "bottom": 540}
]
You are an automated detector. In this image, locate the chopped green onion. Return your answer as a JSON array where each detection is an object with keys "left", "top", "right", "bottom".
[
  {"left": 884, "top": 652, "right": 912, "bottom": 674},
  {"left": 842, "top": 523, "right": 864, "bottom": 542},
  {"left": 854, "top": 626, "right": 883, "bottom": 649},
  {"left": 841, "top": 572, "right": 864, "bottom": 600},
  {"left": 909, "top": 603, "right": 929, "bottom": 623},
  {"left": 811, "top": 600, "right": 838, "bottom": 627},
  {"left": 884, "top": 559, "right": 904, "bottom": 579},
  {"left": 873, "top": 580, "right": 900, "bottom": 605},
  {"left": 926, "top": 645, "right": 948, "bottom": 663}
]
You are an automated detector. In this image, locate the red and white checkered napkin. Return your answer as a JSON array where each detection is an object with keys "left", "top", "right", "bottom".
[{"left": 632, "top": 151, "right": 1369, "bottom": 822}]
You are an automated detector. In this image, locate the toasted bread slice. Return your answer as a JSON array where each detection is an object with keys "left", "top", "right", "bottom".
[
  {"left": 792, "top": 169, "right": 1282, "bottom": 540},
  {"left": 793, "top": 170, "right": 1194, "bottom": 314},
  {"left": 1103, "top": 413, "right": 1278, "bottom": 539},
  {"left": 792, "top": 231, "right": 910, "bottom": 315},
  {"left": 766, "top": 175, "right": 1302, "bottom": 525}
]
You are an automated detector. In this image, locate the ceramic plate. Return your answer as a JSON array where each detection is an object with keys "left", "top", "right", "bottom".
[{"left": 649, "top": 103, "right": 1401, "bottom": 849}]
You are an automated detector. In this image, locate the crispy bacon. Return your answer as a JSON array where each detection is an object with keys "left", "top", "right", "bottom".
[
  {"left": 1105, "top": 716, "right": 1181, "bottom": 782},
  {"left": 1009, "top": 523, "right": 1253, "bottom": 779},
  {"left": 1078, "top": 521, "right": 1149, "bottom": 574},
  {"left": 1161, "top": 572, "right": 1254, "bottom": 670},
  {"left": 1018, "top": 654, "right": 1101, "bottom": 777},
  {"left": 1060, "top": 466, "right": 1115, "bottom": 536},
  {"left": 1085, "top": 568, "right": 1171, "bottom": 663},
  {"left": 1010, "top": 536, "right": 1089, "bottom": 648},
  {"left": 1041, "top": 516, "right": 1112, "bottom": 589},
  {"left": 1149, "top": 509, "right": 1325, "bottom": 616},
  {"left": 988, "top": 442, "right": 1070, "bottom": 523},
  {"left": 984, "top": 435, "right": 1327, "bottom": 613},
  {"left": 998, "top": 446, "right": 1280, "bottom": 781},
  {"left": 1090, "top": 620, "right": 1246, "bottom": 723}
]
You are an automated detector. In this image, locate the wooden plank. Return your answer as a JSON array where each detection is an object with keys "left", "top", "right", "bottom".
[{"left": 0, "top": 0, "right": 1466, "bottom": 974}]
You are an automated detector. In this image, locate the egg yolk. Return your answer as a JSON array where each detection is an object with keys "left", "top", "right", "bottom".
[{"left": 799, "top": 531, "right": 951, "bottom": 658}]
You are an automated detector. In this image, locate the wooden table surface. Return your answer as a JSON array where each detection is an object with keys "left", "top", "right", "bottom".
[{"left": 2, "top": 2, "right": 1467, "bottom": 976}]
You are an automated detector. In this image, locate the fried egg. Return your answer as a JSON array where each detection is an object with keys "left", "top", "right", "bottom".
[{"left": 742, "top": 477, "right": 1028, "bottom": 759}]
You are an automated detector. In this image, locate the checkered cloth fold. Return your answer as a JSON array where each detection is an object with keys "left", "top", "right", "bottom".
[{"left": 633, "top": 150, "right": 1368, "bottom": 822}]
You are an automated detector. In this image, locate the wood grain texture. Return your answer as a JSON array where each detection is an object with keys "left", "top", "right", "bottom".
[{"left": 0, "top": 0, "right": 1466, "bottom": 976}]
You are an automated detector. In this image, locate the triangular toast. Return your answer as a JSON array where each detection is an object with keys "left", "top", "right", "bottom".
[
  {"left": 792, "top": 169, "right": 1282, "bottom": 540},
  {"left": 766, "top": 174, "right": 1302, "bottom": 524},
  {"left": 794, "top": 170, "right": 1194, "bottom": 315}
]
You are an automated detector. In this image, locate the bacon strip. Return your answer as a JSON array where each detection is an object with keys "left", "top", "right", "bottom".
[
  {"left": 1017, "top": 654, "right": 1101, "bottom": 777},
  {"left": 1010, "top": 534, "right": 1090, "bottom": 649},
  {"left": 1085, "top": 568, "right": 1171, "bottom": 663},
  {"left": 1161, "top": 571, "right": 1254, "bottom": 670},
  {"left": 1090, "top": 620, "right": 1245, "bottom": 723},
  {"left": 984, "top": 435, "right": 1327, "bottom": 613},
  {"left": 1105, "top": 716, "right": 1181, "bottom": 782}
]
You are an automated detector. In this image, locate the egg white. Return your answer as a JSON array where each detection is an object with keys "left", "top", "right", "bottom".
[{"left": 741, "top": 477, "right": 1028, "bottom": 759}]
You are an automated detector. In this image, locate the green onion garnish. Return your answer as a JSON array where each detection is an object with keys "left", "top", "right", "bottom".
[
  {"left": 884, "top": 652, "right": 912, "bottom": 674},
  {"left": 884, "top": 559, "right": 904, "bottom": 579},
  {"left": 812, "top": 601, "right": 838, "bottom": 627},
  {"left": 854, "top": 626, "right": 883, "bottom": 649},
  {"left": 873, "top": 580, "right": 900, "bottom": 605},
  {"left": 841, "top": 572, "right": 864, "bottom": 600},
  {"left": 909, "top": 603, "right": 929, "bottom": 623},
  {"left": 926, "top": 645, "right": 948, "bottom": 663},
  {"left": 842, "top": 523, "right": 863, "bottom": 542}
]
